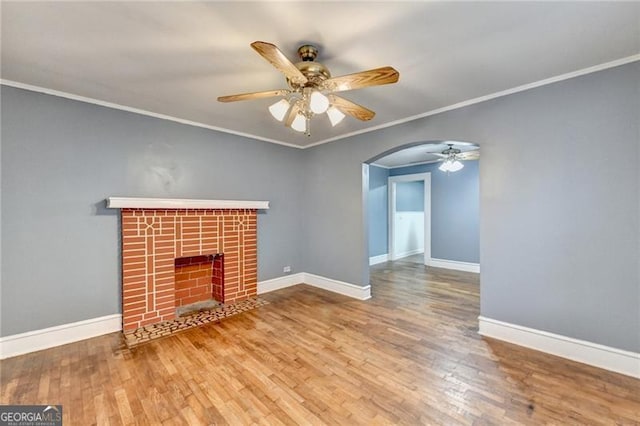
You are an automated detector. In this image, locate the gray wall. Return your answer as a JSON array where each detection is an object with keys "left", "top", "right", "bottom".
[
  {"left": 301, "top": 62, "right": 639, "bottom": 352},
  {"left": 1, "top": 86, "right": 306, "bottom": 336},
  {"left": 390, "top": 161, "right": 480, "bottom": 263},
  {"left": 3, "top": 62, "right": 639, "bottom": 353},
  {"left": 395, "top": 181, "right": 424, "bottom": 212},
  {"left": 367, "top": 165, "right": 388, "bottom": 257}
]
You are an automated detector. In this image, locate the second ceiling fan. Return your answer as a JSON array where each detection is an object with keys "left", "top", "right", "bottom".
[
  {"left": 434, "top": 144, "right": 479, "bottom": 172},
  {"left": 218, "top": 41, "right": 400, "bottom": 136}
]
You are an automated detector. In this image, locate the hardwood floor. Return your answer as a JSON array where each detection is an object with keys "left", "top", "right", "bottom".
[{"left": 1, "top": 258, "right": 639, "bottom": 424}]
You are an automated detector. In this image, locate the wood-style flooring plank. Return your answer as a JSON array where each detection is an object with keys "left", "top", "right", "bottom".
[{"left": 1, "top": 256, "right": 639, "bottom": 424}]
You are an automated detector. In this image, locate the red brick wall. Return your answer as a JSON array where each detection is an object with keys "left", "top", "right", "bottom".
[
  {"left": 174, "top": 255, "right": 214, "bottom": 307},
  {"left": 212, "top": 254, "right": 224, "bottom": 303},
  {"left": 121, "top": 209, "right": 257, "bottom": 331}
]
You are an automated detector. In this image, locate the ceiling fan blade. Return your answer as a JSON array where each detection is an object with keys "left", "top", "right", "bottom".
[
  {"left": 251, "top": 41, "right": 308, "bottom": 86},
  {"left": 284, "top": 102, "right": 301, "bottom": 128},
  {"left": 433, "top": 153, "right": 448, "bottom": 159},
  {"left": 217, "top": 89, "right": 288, "bottom": 103},
  {"left": 321, "top": 66, "right": 399, "bottom": 92},
  {"left": 328, "top": 94, "right": 375, "bottom": 121},
  {"left": 459, "top": 151, "right": 480, "bottom": 160}
]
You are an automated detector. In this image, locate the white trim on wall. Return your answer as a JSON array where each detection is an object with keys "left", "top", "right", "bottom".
[
  {"left": 369, "top": 254, "right": 390, "bottom": 265},
  {"left": 257, "top": 273, "right": 305, "bottom": 294},
  {"left": 427, "top": 258, "right": 480, "bottom": 273},
  {"left": 3, "top": 283, "right": 636, "bottom": 380},
  {"left": 395, "top": 249, "right": 425, "bottom": 260},
  {"left": 0, "top": 314, "right": 122, "bottom": 360},
  {"left": 479, "top": 316, "right": 640, "bottom": 379},
  {"left": 259, "top": 273, "right": 372, "bottom": 300},
  {"left": 306, "top": 55, "right": 640, "bottom": 148},
  {"left": 0, "top": 79, "right": 301, "bottom": 149},
  {"left": 5, "top": 55, "right": 637, "bottom": 150},
  {"left": 303, "top": 273, "right": 372, "bottom": 300},
  {"left": 1, "top": 272, "right": 371, "bottom": 359},
  {"left": 0, "top": 272, "right": 371, "bottom": 359}
]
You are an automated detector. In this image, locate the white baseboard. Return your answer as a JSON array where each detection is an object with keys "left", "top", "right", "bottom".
[
  {"left": 478, "top": 316, "right": 640, "bottom": 379},
  {"left": 303, "top": 273, "right": 372, "bottom": 300},
  {"left": 427, "top": 258, "right": 480, "bottom": 273},
  {"left": 0, "top": 272, "right": 369, "bottom": 359},
  {"left": 259, "top": 272, "right": 371, "bottom": 300},
  {"left": 393, "top": 249, "right": 424, "bottom": 260},
  {"left": 0, "top": 314, "right": 122, "bottom": 360},
  {"left": 369, "top": 254, "right": 389, "bottom": 265},
  {"left": 258, "top": 273, "right": 305, "bottom": 294}
]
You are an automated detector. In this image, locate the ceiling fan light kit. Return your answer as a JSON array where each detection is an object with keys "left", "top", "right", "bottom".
[
  {"left": 309, "top": 90, "right": 330, "bottom": 114},
  {"left": 268, "top": 99, "right": 291, "bottom": 121},
  {"left": 326, "top": 106, "right": 346, "bottom": 126},
  {"left": 437, "top": 143, "right": 466, "bottom": 173},
  {"left": 291, "top": 113, "right": 307, "bottom": 133},
  {"left": 218, "top": 41, "right": 399, "bottom": 137},
  {"left": 438, "top": 159, "right": 464, "bottom": 172}
]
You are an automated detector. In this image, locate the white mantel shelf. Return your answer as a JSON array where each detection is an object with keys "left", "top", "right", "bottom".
[{"left": 106, "top": 197, "right": 269, "bottom": 210}]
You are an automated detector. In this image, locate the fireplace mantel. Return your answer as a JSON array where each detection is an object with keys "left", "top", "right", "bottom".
[{"left": 106, "top": 197, "right": 269, "bottom": 210}]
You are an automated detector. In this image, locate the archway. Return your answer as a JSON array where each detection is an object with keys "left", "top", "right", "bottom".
[{"left": 363, "top": 140, "right": 480, "bottom": 287}]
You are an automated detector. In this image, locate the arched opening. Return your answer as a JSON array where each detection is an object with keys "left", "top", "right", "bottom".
[{"left": 363, "top": 140, "right": 480, "bottom": 297}]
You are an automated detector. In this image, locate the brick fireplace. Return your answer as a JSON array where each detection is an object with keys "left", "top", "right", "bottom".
[{"left": 108, "top": 197, "right": 269, "bottom": 331}]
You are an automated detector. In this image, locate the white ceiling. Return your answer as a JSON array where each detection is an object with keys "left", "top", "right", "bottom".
[
  {"left": 2, "top": 2, "right": 639, "bottom": 149},
  {"left": 372, "top": 141, "right": 479, "bottom": 169}
]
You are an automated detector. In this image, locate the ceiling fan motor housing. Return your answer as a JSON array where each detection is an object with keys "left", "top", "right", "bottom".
[
  {"left": 288, "top": 44, "right": 331, "bottom": 89},
  {"left": 297, "top": 44, "right": 318, "bottom": 61},
  {"left": 442, "top": 144, "right": 462, "bottom": 156}
]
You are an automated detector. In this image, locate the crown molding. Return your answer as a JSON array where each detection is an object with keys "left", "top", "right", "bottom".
[
  {"left": 2, "top": 54, "right": 638, "bottom": 150},
  {"left": 304, "top": 54, "right": 640, "bottom": 148},
  {"left": 0, "top": 79, "right": 302, "bottom": 149}
]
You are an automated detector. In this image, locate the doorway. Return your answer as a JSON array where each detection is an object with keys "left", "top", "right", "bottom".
[{"left": 388, "top": 173, "right": 431, "bottom": 265}]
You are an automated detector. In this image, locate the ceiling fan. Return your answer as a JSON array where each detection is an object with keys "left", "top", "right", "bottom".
[
  {"left": 434, "top": 144, "right": 479, "bottom": 172},
  {"left": 217, "top": 41, "right": 400, "bottom": 136}
]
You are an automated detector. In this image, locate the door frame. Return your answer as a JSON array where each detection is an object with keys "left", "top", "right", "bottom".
[{"left": 388, "top": 172, "right": 431, "bottom": 264}]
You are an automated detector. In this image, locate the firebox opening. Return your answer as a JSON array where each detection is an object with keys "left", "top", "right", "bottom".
[{"left": 174, "top": 253, "right": 224, "bottom": 317}]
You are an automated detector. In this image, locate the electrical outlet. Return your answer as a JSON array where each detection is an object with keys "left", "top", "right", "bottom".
[{"left": 283, "top": 266, "right": 291, "bottom": 274}]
